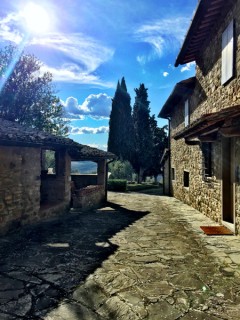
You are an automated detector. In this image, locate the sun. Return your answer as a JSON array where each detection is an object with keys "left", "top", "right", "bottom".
[{"left": 22, "top": 2, "right": 50, "bottom": 34}]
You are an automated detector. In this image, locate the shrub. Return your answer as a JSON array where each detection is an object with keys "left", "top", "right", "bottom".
[
  {"left": 108, "top": 160, "right": 134, "bottom": 180},
  {"left": 108, "top": 179, "right": 127, "bottom": 192}
]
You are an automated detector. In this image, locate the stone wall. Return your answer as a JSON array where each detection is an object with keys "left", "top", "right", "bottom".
[
  {"left": 0, "top": 146, "right": 41, "bottom": 233},
  {"left": 0, "top": 146, "right": 72, "bottom": 235},
  {"left": 72, "top": 185, "right": 105, "bottom": 211},
  {"left": 170, "top": 1, "right": 240, "bottom": 233}
]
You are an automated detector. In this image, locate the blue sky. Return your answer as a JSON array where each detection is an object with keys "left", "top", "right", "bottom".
[{"left": 0, "top": 0, "right": 197, "bottom": 150}]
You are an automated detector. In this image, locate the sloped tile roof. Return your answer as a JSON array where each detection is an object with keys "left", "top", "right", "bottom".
[
  {"left": 175, "top": 0, "right": 232, "bottom": 66},
  {"left": 158, "top": 77, "right": 196, "bottom": 119},
  {"left": 0, "top": 118, "right": 115, "bottom": 160}
]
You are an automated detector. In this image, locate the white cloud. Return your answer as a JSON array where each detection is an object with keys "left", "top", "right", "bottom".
[
  {"left": 41, "top": 63, "right": 114, "bottom": 87},
  {"left": 70, "top": 126, "right": 109, "bottom": 135},
  {"left": 163, "top": 72, "right": 169, "bottom": 77},
  {"left": 86, "top": 143, "right": 107, "bottom": 151},
  {"left": 135, "top": 17, "right": 190, "bottom": 63},
  {"left": 0, "top": 12, "right": 24, "bottom": 44},
  {"left": 34, "top": 34, "right": 114, "bottom": 85},
  {"left": 180, "top": 62, "right": 196, "bottom": 72},
  {"left": 62, "top": 93, "right": 112, "bottom": 120}
]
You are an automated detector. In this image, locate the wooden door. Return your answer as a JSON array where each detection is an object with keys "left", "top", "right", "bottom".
[{"left": 222, "top": 137, "right": 234, "bottom": 224}]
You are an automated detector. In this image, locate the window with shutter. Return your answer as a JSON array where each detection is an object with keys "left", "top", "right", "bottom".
[{"left": 221, "top": 20, "right": 234, "bottom": 85}]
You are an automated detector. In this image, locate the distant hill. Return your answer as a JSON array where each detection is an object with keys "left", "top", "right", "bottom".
[{"left": 71, "top": 161, "right": 97, "bottom": 174}]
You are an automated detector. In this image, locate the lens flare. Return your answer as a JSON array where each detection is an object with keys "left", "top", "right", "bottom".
[{"left": 22, "top": 2, "right": 50, "bottom": 34}]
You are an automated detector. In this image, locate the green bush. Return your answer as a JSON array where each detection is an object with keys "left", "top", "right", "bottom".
[{"left": 108, "top": 179, "right": 127, "bottom": 192}]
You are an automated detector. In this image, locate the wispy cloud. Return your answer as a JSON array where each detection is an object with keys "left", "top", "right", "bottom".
[
  {"left": 135, "top": 17, "right": 190, "bottom": 64},
  {"left": 62, "top": 93, "right": 112, "bottom": 120},
  {"left": 180, "top": 62, "right": 196, "bottom": 72},
  {"left": 32, "top": 33, "right": 114, "bottom": 73},
  {"left": 41, "top": 64, "right": 114, "bottom": 87},
  {"left": 70, "top": 126, "right": 109, "bottom": 135},
  {"left": 0, "top": 11, "right": 114, "bottom": 86}
]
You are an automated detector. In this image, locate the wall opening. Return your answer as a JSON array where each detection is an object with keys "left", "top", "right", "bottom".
[
  {"left": 183, "top": 171, "right": 189, "bottom": 188},
  {"left": 71, "top": 161, "right": 97, "bottom": 174}
]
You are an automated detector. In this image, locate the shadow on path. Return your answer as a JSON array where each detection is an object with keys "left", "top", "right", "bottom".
[{"left": 0, "top": 202, "right": 149, "bottom": 319}]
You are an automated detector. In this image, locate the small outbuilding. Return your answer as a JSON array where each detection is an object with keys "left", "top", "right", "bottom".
[{"left": 0, "top": 118, "right": 115, "bottom": 234}]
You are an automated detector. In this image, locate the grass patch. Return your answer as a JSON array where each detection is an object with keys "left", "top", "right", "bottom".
[{"left": 127, "top": 183, "right": 160, "bottom": 192}]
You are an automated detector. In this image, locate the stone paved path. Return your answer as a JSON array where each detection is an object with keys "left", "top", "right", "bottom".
[{"left": 0, "top": 191, "right": 240, "bottom": 319}]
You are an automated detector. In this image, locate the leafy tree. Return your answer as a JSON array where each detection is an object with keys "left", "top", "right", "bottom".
[
  {"left": 108, "top": 77, "right": 134, "bottom": 161},
  {"left": 0, "top": 45, "right": 68, "bottom": 135},
  {"left": 143, "top": 115, "right": 168, "bottom": 182},
  {"left": 108, "top": 160, "right": 134, "bottom": 180},
  {"left": 132, "top": 83, "right": 154, "bottom": 183}
]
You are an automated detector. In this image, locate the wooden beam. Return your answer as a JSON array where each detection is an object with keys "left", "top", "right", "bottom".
[
  {"left": 199, "top": 131, "right": 218, "bottom": 142},
  {"left": 220, "top": 126, "right": 240, "bottom": 137}
]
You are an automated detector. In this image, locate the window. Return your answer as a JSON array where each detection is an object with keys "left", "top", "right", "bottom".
[
  {"left": 202, "top": 142, "right": 212, "bottom": 178},
  {"left": 183, "top": 171, "right": 189, "bottom": 188},
  {"left": 171, "top": 168, "right": 175, "bottom": 180},
  {"left": 222, "top": 20, "right": 234, "bottom": 85},
  {"left": 184, "top": 99, "right": 189, "bottom": 127},
  {"left": 41, "top": 149, "right": 56, "bottom": 174}
]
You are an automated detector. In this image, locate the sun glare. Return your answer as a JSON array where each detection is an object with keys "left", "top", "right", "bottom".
[{"left": 22, "top": 2, "right": 50, "bottom": 34}]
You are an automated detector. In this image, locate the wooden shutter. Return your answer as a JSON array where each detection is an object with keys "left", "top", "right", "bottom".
[{"left": 221, "top": 20, "right": 234, "bottom": 85}]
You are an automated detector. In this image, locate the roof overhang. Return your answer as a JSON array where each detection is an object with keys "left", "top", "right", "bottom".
[
  {"left": 175, "top": 0, "right": 231, "bottom": 67},
  {"left": 68, "top": 146, "right": 116, "bottom": 162},
  {"left": 158, "top": 77, "right": 196, "bottom": 119},
  {"left": 174, "top": 105, "right": 240, "bottom": 142}
]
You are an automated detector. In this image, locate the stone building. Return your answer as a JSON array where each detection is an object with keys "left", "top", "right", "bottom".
[
  {"left": 159, "top": 0, "right": 240, "bottom": 234},
  {"left": 0, "top": 118, "right": 114, "bottom": 235}
]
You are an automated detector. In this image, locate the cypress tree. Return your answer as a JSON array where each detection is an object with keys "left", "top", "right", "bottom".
[
  {"left": 108, "top": 77, "right": 134, "bottom": 161},
  {"left": 132, "top": 83, "right": 153, "bottom": 182}
]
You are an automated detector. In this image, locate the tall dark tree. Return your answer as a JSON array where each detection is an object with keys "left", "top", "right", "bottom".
[
  {"left": 144, "top": 115, "right": 168, "bottom": 181},
  {"left": 132, "top": 83, "right": 153, "bottom": 182},
  {"left": 108, "top": 77, "right": 134, "bottom": 160},
  {"left": 0, "top": 45, "right": 68, "bottom": 135}
]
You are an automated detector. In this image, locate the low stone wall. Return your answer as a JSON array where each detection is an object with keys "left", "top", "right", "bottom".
[
  {"left": 71, "top": 174, "right": 98, "bottom": 189},
  {"left": 72, "top": 185, "right": 105, "bottom": 211}
]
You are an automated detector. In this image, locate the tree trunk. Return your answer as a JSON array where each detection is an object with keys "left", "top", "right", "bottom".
[{"left": 139, "top": 167, "right": 144, "bottom": 183}]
